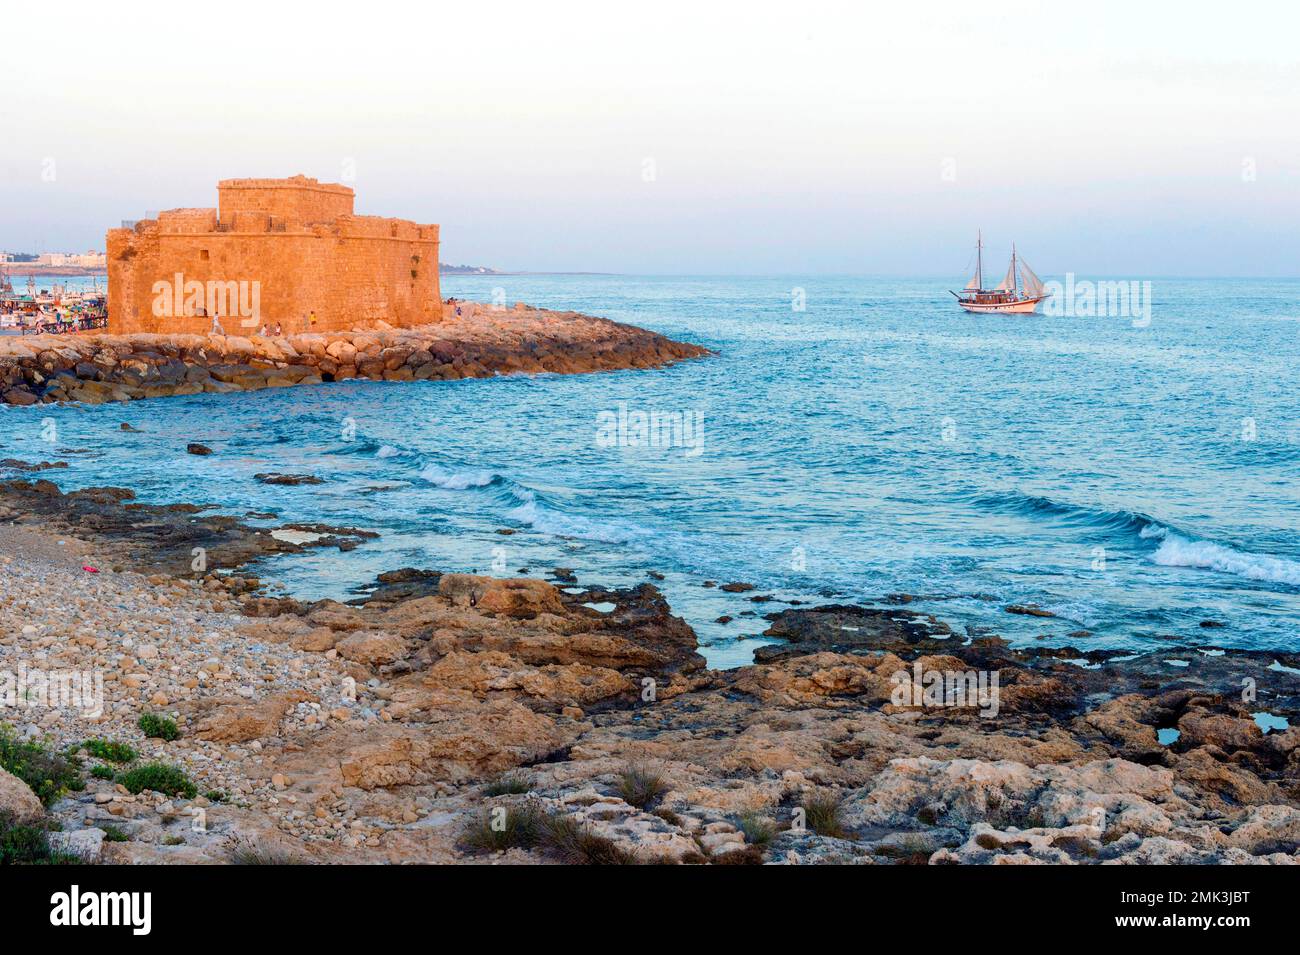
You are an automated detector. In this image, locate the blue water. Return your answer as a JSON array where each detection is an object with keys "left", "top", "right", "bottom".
[
  {"left": 4, "top": 274, "right": 105, "bottom": 295},
  {"left": 4, "top": 275, "right": 1299, "bottom": 667}
]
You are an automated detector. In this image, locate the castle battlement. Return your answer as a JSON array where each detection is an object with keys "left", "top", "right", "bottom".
[{"left": 107, "top": 176, "right": 440, "bottom": 334}]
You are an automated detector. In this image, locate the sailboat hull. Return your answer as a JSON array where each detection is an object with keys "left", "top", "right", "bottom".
[{"left": 956, "top": 294, "right": 1049, "bottom": 314}]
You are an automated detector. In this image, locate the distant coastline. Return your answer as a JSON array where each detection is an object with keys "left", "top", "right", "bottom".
[
  {"left": 2, "top": 265, "right": 108, "bottom": 277},
  {"left": 2, "top": 262, "right": 615, "bottom": 279},
  {"left": 439, "top": 262, "right": 613, "bottom": 276}
]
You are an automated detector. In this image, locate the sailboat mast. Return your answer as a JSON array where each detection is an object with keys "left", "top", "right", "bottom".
[
  {"left": 976, "top": 230, "right": 983, "bottom": 291},
  {"left": 1011, "top": 243, "right": 1018, "bottom": 297}
]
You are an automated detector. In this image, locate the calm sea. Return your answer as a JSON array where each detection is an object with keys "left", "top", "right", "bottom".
[{"left": 6, "top": 275, "right": 1299, "bottom": 667}]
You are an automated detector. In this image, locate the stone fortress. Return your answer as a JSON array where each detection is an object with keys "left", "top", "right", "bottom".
[{"left": 106, "top": 176, "right": 440, "bottom": 335}]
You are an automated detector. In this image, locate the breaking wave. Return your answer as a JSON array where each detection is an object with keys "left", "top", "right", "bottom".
[
  {"left": 504, "top": 490, "right": 640, "bottom": 544},
  {"left": 973, "top": 490, "right": 1300, "bottom": 587},
  {"left": 967, "top": 489, "right": 1162, "bottom": 537},
  {"left": 402, "top": 453, "right": 644, "bottom": 544},
  {"left": 1146, "top": 529, "right": 1300, "bottom": 586},
  {"left": 417, "top": 463, "right": 497, "bottom": 490}
]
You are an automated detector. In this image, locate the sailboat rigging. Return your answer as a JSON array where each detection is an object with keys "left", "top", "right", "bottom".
[{"left": 951, "top": 232, "right": 1050, "bottom": 313}]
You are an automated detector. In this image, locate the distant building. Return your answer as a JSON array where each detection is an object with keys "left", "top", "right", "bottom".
[
  {"left": 72, "top": 251, "right": 108, "bottom": 268},
  {"left": 106, "top": 175, "right": 441, "bottom": 334}
]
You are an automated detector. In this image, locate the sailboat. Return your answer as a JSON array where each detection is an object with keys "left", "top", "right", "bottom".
[{"left": 951, "top": 232, "right": 1050, "bottom": 313}]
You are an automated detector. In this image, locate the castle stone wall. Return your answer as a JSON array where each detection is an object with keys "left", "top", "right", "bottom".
[{"left": 107, "top": 176, "right": 440, "bottom": 335}]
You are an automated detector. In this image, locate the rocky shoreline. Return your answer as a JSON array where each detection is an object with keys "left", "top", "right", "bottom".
[
  {"left": 0, "top": 301, "right": 711, "bottom": 406},
  {"left": 1, "top": 480, "right": 1298, "bottom": 864}
]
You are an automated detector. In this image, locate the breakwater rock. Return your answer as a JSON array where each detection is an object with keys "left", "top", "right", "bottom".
[{"left": 0, "top": 301, "right": 711, "bottom": 406}]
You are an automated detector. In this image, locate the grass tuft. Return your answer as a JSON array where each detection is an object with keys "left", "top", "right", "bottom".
[
  {"left": 712, "top": 845, "right": 766, "bottom": 865},
  {"left": 461, "top": 802, "right": 546, "bottom": 853},
  {"left": 651, "top": 807, "right": 683, "bottom": 827},
  {"left": 874, "top": 834, "right": 934, "bottom": 864},
  {"left": 228, "top": 838, "right": 301, "bottom": 864},
  {"left": 800, "top": 790, "right": 845, "bottom": 838},
  {"left": 540, "top": 812, "right": 637, "bottom": 865},
  {"left": 460, "top": 803, "right": 637, "bottom": 864},
  {"left": 483, "top": 772, "right": 533, "bottom": 796},
  {"left": 617, "top": 764, "right": 668, "bottom": 809},
  {"left": 736, "top": 812, "right": 777, "bottom": 846}
]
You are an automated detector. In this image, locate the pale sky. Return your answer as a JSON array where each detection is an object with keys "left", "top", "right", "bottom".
[{"left": 2, "top": 0, "right": 1297, "bottom": 275}]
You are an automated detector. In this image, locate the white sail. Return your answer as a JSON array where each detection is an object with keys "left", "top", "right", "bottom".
[
  {"left": 1018, "top": 258, "right": 1045, "bottom": 297},
  {"left": 964, "top": 271, "right": 981, "bottom": 290},
  {"left": 994, "top": 259, "right": 1016, "bottom": 292}
]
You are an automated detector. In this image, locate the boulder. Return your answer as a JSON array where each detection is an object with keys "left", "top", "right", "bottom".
[
  {"left": 438, "top": 574, "right": 565, "bottom": 619},
  {"left": 195, "top": 690, "right": 313, "bottom": 743},
  {"left": 335, "top": 630, "right": 409, "bottom": 667},
  {"left": 0, "top": 767, "right": 44, "bottom": 823},
  {"left": 48, "top": 828, "right": 107, "bottom": 863},
  {"left": 2, "top": 388, "right": 37, "bottom": 406}
]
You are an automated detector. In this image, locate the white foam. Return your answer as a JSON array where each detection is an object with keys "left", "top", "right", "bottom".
[
  {"left": 376, "top": 445, "right": 403, "bottom": 459},
  {"left": 271, "top": 529, "right": 323, "bottom": 545},
  {"left": 505, "top": 494, "right": 637, "bottom": 545},
  {"left": 1150, "top": 533, "right": 1300, "bottom": 586},
  {"left": 418, "top": 464, "right": 494, "bottom": 490}
]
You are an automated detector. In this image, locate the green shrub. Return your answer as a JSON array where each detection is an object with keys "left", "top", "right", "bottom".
[
  {"left": 117, "top": 763, "right": 196, "bottom": 799},
  {"left": 101, "top": 825, "right": 130, "bottom": 843},
  {"left": 0, "top": 724, "right": 83, "bottom": 806},
  {"left": 0, "top": 813, "right": 82, "bottom": 865},
  {"left": 90, "top": 765, "right": 116, "bottom": 781},
  {"left": 202, "top": 790, "right": 227, "bottom": 803},
  {"left": 83, "top": 739, "right": 138, "bottom": 764},
  {"left": 137, "top": 713, "right": 180, "bottom": 742}
]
